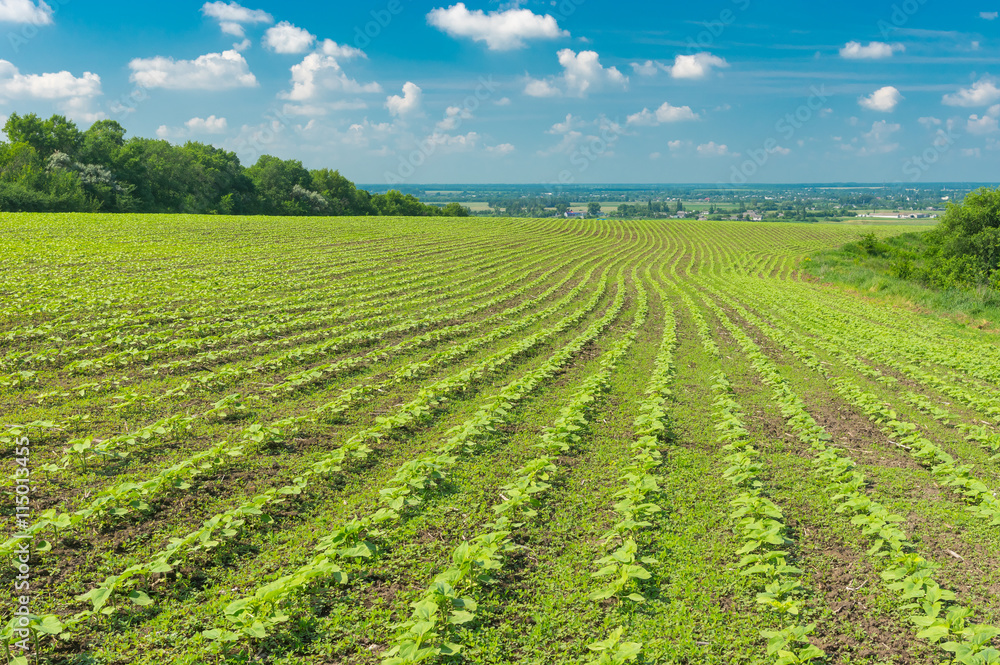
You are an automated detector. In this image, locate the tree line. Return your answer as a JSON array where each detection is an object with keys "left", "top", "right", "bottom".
[
  {"left": 0, "top": 113, "right": 470, "bottom": 217},
  {"left": 855, "top": 187, "right": 1000, "bottom": 290}
]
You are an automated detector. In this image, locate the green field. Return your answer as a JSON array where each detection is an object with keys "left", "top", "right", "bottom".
[{"left": 3, "top": 214, "right": 1000, "bottom": 665}]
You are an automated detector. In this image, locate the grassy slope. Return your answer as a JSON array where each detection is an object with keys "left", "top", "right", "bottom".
[{"left": 803, "top": 225, "right": 1000, "bottom": 328}]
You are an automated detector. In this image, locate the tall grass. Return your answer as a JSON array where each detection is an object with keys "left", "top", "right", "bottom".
[{"left": 805, "top": 231, "right": 1000, "bottom": 329}]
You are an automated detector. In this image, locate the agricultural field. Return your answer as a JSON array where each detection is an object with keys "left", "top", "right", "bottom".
[{"left": 3, "top": 213, "right": 1000, "bottom": 665}]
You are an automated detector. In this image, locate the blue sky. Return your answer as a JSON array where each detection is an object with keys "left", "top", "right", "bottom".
[{"left": 1, "top": 0, "right": 998, "bottom": 185}]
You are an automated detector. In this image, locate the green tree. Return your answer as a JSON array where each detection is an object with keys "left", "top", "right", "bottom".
[
  {"left": 246, "top": 155, "right": 312, "bottom": 214},
  {"left": 930, "top": 187, "right": 1000, "bottom": 284},
  {"left": 78, "top": 120, "right": 126, "bottom": 166},
  {"left": 588, "top": 202, "right": 601, "bottom": 216},
  {"left": 440, "top": 202, "right": 470, "bottom": 217},
  {"left": 4, "top": 113, "right": 82, "bottom": 157}
]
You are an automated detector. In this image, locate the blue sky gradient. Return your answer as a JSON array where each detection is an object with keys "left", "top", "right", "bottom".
[{"left": 1, "top": 0, "right": 998, "bottom": 184}]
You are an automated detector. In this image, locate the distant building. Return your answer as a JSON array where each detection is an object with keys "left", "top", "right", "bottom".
[{"left": 564, "top": 210, "right": 586, "bottom": 219}]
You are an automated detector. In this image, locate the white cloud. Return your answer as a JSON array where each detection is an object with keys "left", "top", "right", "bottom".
[
  {"left": 427, "top": 2, "right": 568, "bottom": 50},
  {"left": 942, "top": 76, "right": 1000, "bottom": 107},
  {"left": 626, "top": 101, "right": 699, "bottom": 126},
  {"left": 0, "top": 60, "right": 100, "bottom": 100},
  {"left": 667, "top": 52, "right": 728, "bottom": 79},
  {"left": 981, "top": 11, "right": 999, "bottom": 19},
  {"left": 494, "top": 96, "right": 511, "bottom": 106},
  {"left": 668, "top": 139, "right": 690, "bottom": 152},
  {"left": 319, "top": 39, "right": 365, "bottom": 60},
  {"left": 918, "top": 116, "right": 942, "bottom": 128},
  {"left": 129, "top": 49, "right": 257, "bottom": 89},
  {"left": 697, "top": 141, "right": 730, "bottom": 156},
  {"left": 343, "top": 118, "right": 395, "bottom": 148},
  {"left": 201, "top": 2, "right": 272, "bottom": 37},
  {"left": 280, "top": 53, "right": 381, "bottom": 102},
  {"left": 962, "top": 147, "right": 982, "bottom": 157},
  {"left": 631, "top": 60, "right": 661, "bottom": 76},
  {"left": 858, "top": 120, "right": 901, "bottom": 155},
  {"left": 486, "top": 142, "right": 515, "bottom": 156},
  {"left": 59, "top": 96, "right": 105, "bottom": 123},
  {"left": 559, "top": 49, "right": 627, "bottom": 96},
  {"left": 967, "top": 105, "right": 1000, "bottom": 134},
  {"left": 281, "top": 100, "right": 368, "bottom": 117},
  {"left": 649, "top": 151, "right": 661, "bottom": 159},
  {"left": 839, "top": 41, "right": 904, "bottom": 59},
  {"left": 436, "top": 105, "right": 473, "bottom": 131},
  {"left": 264, "top": 21, "right": 316, "bottom": 54},
  {"left": 538, "top": 114, "right": 622, "bottom": 157},
  {"left": 524, "top": 78, "right": 561, "bottom": 97},
  {"left": 426, "top": 130, "right": 480, "bottom": 152},
  {"left": 156, "top": 115, "right": 229, "bottom": 140},
  {"left": 187, "top": 115, "right": 228, "bottom": 133},
  {"left": 232, "top": 38, "right": 251, "bottom": 51},
  {"left": 524, "top": 49, "right": 627, "bottom": 98},
  {"left": 548, "top": 113, "right": 585, "bottom": 134},
  {"left": 386, "top": 81, "right": 422, "bottom": 116},
  {"left": 859, "top": 86, "right": 903, "bottom": 112},
  {"left": 0, "top": 0, "right": 52, "bottom": 25}
]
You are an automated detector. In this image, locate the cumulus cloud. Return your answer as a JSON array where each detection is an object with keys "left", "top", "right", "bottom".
[
  {"left": 386, "top": 81, "right": 422, "bottom": 116},
  {"left": 523, "top": 78, "right": 560, "bottom": 97},
  {"left": 0, "top": 0, "right": 52, "bottom": 25},
  {"left": 58, "top": 96, "right": 105, "bottom": 123},
  {"left": 942, "top": 76, "right": 1000, "bottom": 107},
  {"left": 263, "top": 21, "right": 316, "bottom": 54},
  {"left": 918, "top": 116, "right": 942, "bottom": 129},
  {"left": 524, "top": 49, "right": 627, "bottom": 98},
  {"left": 548, "top": 113, "right": 585, "bottom": 134},
  {"left": 668, "top": 139, "right": 690, "bottom": 152},
  {"left": 626, "top": 101, "right": 699, "bottom": 126},
  {"left": 967, "top": 105, "right": 1000, "bottom": 134},
  {"left": 981, "top": 11, "right": 998, "bottom": 19},
  {"left": 156, "top": 115, "right": 229, "bottom": 140},
  {"left": 426, "top": 2, "right": 568, "bottom": 50},
  {"left": 858, "top": 120, "right": 901, "bottom": 155},
  {"left": 129, "top": 49, "right": 257, "bottom": 89},
  {"left": 538, "top": 114, "right": 622, "bottom": 157},
  {"left": 187, "top": 115, "right": 228, "bottom": 133},
  {"left": 859, "top": 86, "right": 903, "bottom": 112},
  {"left": 201, "top": 1, "right": 272, "bottom": 37},
  {"left": 0, "top": 60, "right": 100, "bottom": 100},
  {"left": 631, "top": 60, "right": 661, "bottom": 76},
  {"left": 697, "top": 141, "right": 730, "bottom": 156},
  {"left": 667, "top": 52, "right": 728, "bottom": 79},
  {"left": 319, "top": 39, "right": 365, "bottom": 59},
  {"left": 486, "top": 142, "right": 515, "bottom": 156},
  {"left": 839, "top": 41, "right": 904, "bottom": 59},
  {"left": 280, "top": 53, "right": 381, "bottom": 102},
  {"left": 425, "top": 130, "right": 480, "bottom": 152},
  {"left": 962, "top": 147, "right": 982, "bottom": 157},
  {"left": 436, "top": 105, "right": 472, "bottom": 131}
]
